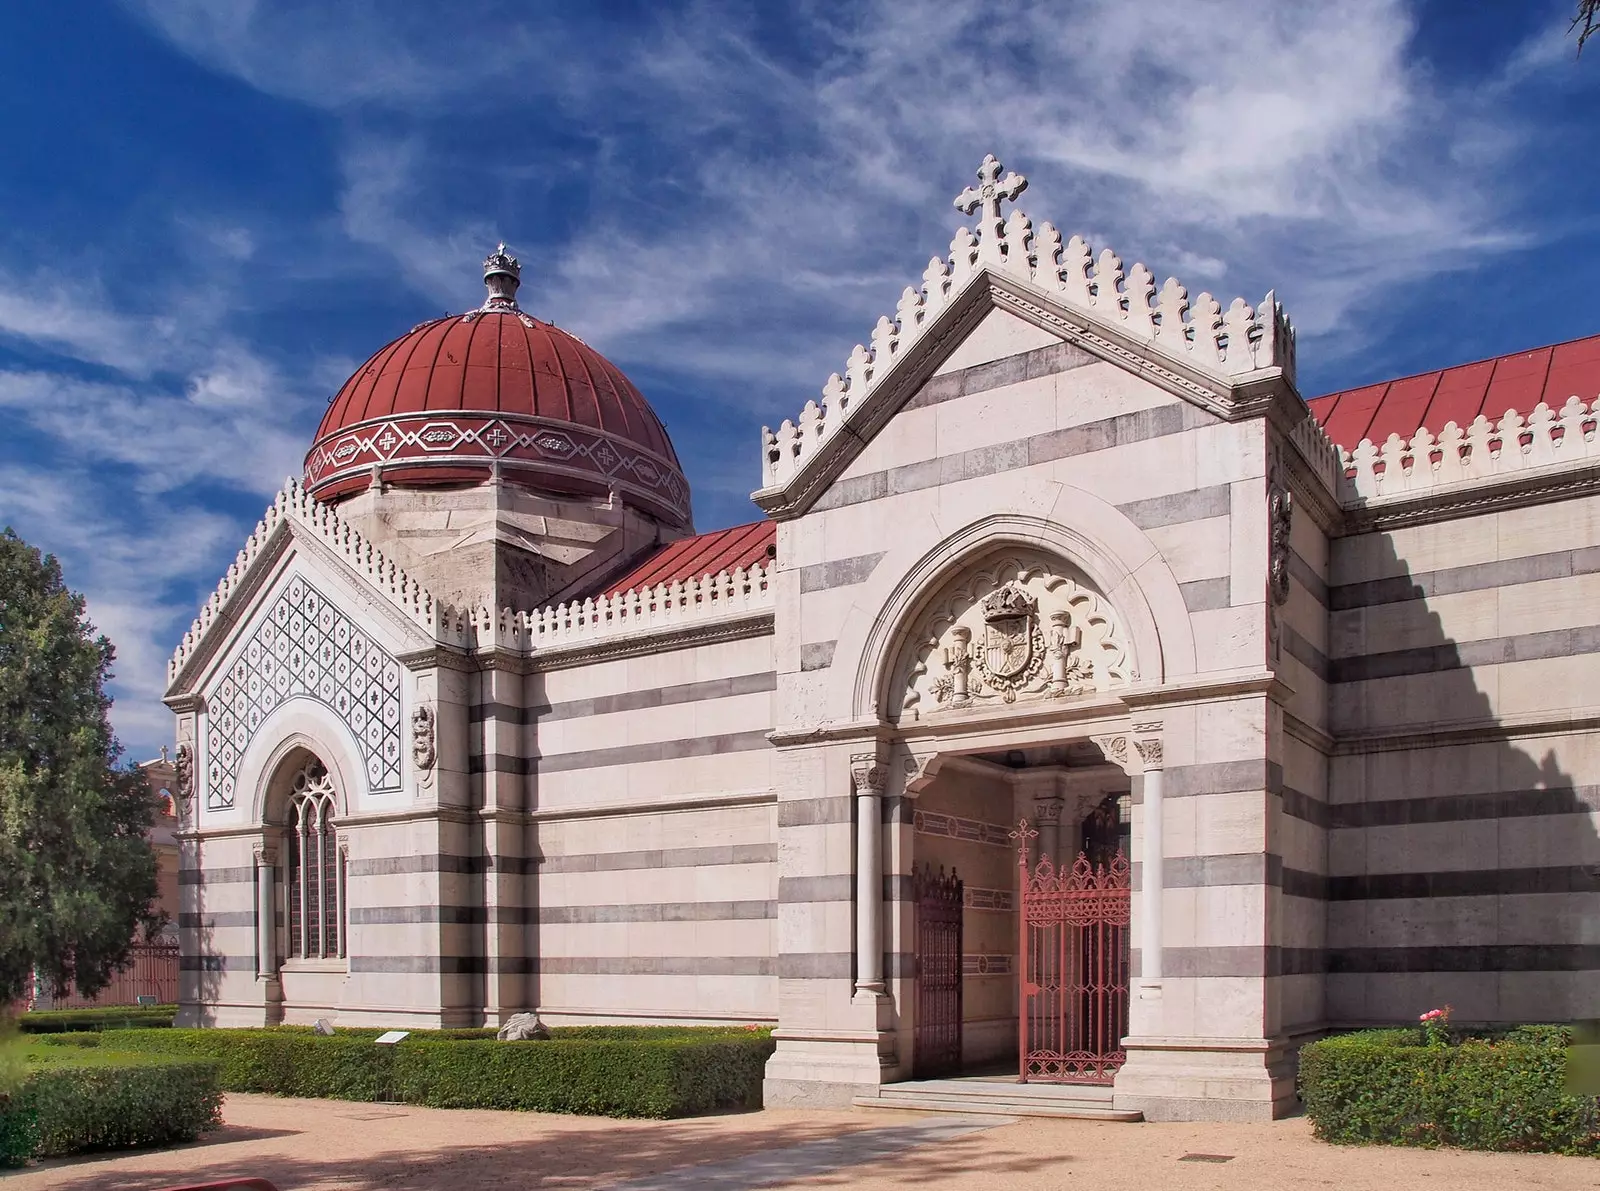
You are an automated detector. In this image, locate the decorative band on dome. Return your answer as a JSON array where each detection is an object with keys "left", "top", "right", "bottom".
[{"left": 304, "top": 410, "right": 692, "bottom": 526}]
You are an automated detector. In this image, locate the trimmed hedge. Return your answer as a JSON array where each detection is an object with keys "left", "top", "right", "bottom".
[
  {"left": 1299, "top": 1028, "right": 1600, "bottom": 1155},
  {"left": 0, "top": 1044, "right": 222, "bottom": 1165},
  {"left": 18, "top": 1006, "right": 176, "bottom": 1033},
  {"left": 97, "top": 1026, "right": 774, "bottom": 1117}
]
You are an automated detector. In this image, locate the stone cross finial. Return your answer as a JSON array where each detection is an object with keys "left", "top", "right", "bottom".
[{"left": 954, "top": 154, "right": 1028, "bottom": 231}]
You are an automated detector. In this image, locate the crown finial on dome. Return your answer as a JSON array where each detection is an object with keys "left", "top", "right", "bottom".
[{"left": 482, "top": 242, "right": 521, "bottom": 311}]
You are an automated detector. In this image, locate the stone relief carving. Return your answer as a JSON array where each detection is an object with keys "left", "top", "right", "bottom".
[
  {"left": 901, "top": 553, "right": 1132, "bottom": 719},
  {"left": 411, "top": 704, "right": 436, "bottom": 776},
  {"left": 1268, "top": 478, "right": 1293, "bottom": 605},
  {"left": 173, "top": 743, "right": 194, "bottom": 806}
]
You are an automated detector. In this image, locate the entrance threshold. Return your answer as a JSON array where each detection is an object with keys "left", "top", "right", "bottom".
[{"left": 853, "top": 1076, "right": 1142, "bottom": 1121}]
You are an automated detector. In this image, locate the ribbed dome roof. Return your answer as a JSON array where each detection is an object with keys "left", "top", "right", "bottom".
[{"left": 303, "top": 246, "right": 691, "bottom": 527}]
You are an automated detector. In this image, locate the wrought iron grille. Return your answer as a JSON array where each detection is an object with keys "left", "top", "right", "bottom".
[
  {"left": 1015, "top": 819, "right": 1130, "bottom": 1084},
  {"left": 913, "top": 862, "right": 964, "bottom": 1078}
]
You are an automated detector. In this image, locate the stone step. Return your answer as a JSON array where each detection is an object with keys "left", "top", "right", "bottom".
[{"left": 855, "top": 1085, "right": 1142, "bottom": 1122}]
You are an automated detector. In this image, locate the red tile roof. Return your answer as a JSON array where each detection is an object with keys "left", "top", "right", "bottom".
[
  {"left": 601, "top": 521, "right": 776, "bottom": 596},
  {"left": 1308, "top": 333, "right": 1600, "bottom": 450}
]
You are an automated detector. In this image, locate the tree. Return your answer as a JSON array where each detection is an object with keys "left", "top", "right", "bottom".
[
  {"left": 1578, "top": 0, "right": 1599, "bottom": 54},
  {"left": 0, "top": 528, "right": 160, "bottom": 1004}
]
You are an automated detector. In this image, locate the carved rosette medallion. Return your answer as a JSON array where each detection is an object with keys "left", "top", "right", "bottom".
[{"left": 900, "top": 552, "right": 1132, "bottom": 719}]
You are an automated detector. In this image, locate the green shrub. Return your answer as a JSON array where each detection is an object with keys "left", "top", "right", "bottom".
[
  {"left": 0, "top": 1046, "right": 221, "bottom": 1163},
  {"left": 18, "top": 1006, "right": 176, "bottom": 1034},
  {"left": 1299, "top": 1029, "right": 1600, "bottom": 1155},
  {"left": 107, "top": 1026, "right": 774, "bottom": 1118}
]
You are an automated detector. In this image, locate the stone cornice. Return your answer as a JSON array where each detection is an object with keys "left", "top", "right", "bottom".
[
  {"left": 528, "top": 611, "right": 774, "bottom": 672},
  {"left": 1340, "top": 458, "right": 1600, "bottom": 534}
]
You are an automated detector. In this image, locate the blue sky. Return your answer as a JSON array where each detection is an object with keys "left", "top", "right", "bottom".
[{"left": 0, "top": 0, "right": 1596, "bottom": 760}]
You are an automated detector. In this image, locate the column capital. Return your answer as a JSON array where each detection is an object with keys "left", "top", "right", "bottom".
[
  {"left": 850, "top": 753, "right": 887, "bottom": 797},
  {"left": 253, "top": 843, "right": 277, "bottom": 867},
  {"left": 1131, "top": 720, "right": 1165, "bottom": 771}
]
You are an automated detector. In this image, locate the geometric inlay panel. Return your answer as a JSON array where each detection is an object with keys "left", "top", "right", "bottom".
[{"left": 204, "top": 574, "right": 402, "bottom": 810}]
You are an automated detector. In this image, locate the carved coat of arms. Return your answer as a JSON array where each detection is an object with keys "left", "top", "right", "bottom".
[{"left": 981, "top": 584, "right": 1037, "bottom": 679}]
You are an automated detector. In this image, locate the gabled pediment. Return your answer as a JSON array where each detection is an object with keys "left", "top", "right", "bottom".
[
  {"left": 164, "top": 478, "right": 462, "bottom": 700},
  {"left": 753, "top": 154, "right": 1299, "bottom": 520}
]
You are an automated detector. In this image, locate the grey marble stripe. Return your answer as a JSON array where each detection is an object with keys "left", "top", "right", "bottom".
[
  {"left": 1330, "top": 785, "right": 1600, "bottom": 828},
  {"left": 1329, "top": 864, "right": 1600, "bottom": 900},
  {"left": 538, "top": 900, "right": 774, "bottom": 924},
  {"left": 779, "top": 875, "right": 853, "bottom": 903},
  {"left": 178, "top": 911, "right": 255, "bottom": 929},
  {"left": 530, "top": 730, "right": 773, "bottom": 774},
  {"left": 539, "top": 842, "right": 773, "bottom": 875},
  {"left": 350, "top": 956, "right": 535, "bottom": 975},
  {"left": 1179, "top": 576, "right": 1231, "bottom": 612},
  {"left": 1162, "top": 759, "right": 1280, "bottom": 799},
  {"left": 1117, "top": 483, "right": 1231, "bottom": 530},
  {"left": 884, "top": 873, "right": 914, "bottom": 902},
  {"left": 813, "top": 398, "right": 1214, "bottom": 513},
  {"left": 778, "top": 952, "right": 853, "bottom": 979},
  {"left": 779, "top": 796, "right": 854, "bottom": 826},
  {"left": 179, "top": 866, "right": 254, "bottom": 886},
  {"left": 799, "top": 641, "right": 837, "bottom": 671},
  {"left": 349, "top": 905, "right": 538, "bottom": 926},
  {"left": 1289, "top": 550, "right": 1329, "bottom": 608},
  {"left": 1332, "top": 624, "right": 1600, "bottom": 683},
  {"left": 1280, "top": 784, "right": 1330, "bottom": 828},
  {"left": 1328, "top": 944, "right": 1600, "bottom": 974},
  {"left": 540, "top": 955, "right": 772, "bottom": 977},
  {"left": 905, "top": 340, "right": 1096, "bottom": 411},
  {"left": 179, "top": 954, "right": 255, "bottom": 972},
  {"left": 800, "top": 552, "right": 886, "bottom": 594},
  {"left": 882, "top": 795, "right": 914, "bottom": 824},
  {"left": 348, "top": 854, "right": 539, "bottom": 878},
  {"left": 1282, "top": 626, "right": 1332, "bottom": 682},
  {"left": 1331, "top": 544, "right": 1600, "bottom": 611},
  {"left": 521, "top": 671, "right": 777, "bottom": 724},
  {"left": 1130, "top": 853, "right": 1325, "bottom": 897}
]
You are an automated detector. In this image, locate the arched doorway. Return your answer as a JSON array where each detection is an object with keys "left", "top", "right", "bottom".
[{"left": 906, "top": 742, "right": 1132, "bottom": 1081}]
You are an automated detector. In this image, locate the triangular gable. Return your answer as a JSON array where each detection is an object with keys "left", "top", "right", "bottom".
[
  {"left": 753, "top": 154, "right": 1298, "bottom": 519},
  {"left": 165, "top": 477, "right": 460, "bottom": 699}
]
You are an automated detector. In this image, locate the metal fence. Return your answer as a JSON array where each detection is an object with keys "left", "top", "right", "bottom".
[{"left": 24, "top": 941, "right": 180, "bottom": 1009}]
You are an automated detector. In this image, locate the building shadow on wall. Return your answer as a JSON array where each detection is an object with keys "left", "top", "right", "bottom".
[{"left": 1322, "top": 527, "right": 1599, "bottom": 1027}]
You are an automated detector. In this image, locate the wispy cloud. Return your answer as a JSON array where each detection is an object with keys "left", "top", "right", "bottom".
[{"left": 15, "top": 0, "right": 1584, "bottom": 761}]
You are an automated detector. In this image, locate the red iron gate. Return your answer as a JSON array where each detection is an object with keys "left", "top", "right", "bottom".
[
  {"left": 913, "top": 862, "right": 963, "bottom": 1078},
  {"left": 1014, "top": 819, "right": 1130, "bottom": 1084}
]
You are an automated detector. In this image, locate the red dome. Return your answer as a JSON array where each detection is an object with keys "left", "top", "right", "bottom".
[{"left": 304, "top": 264, "right": 690, "bottom": 526}]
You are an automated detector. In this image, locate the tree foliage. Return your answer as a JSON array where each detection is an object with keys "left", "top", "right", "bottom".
[
  {"left": 1578, "top": 0, "right": 1600, "bottom": 54},
  {"left": 0, "top": 528, "right": 160, "bottom": 1004}
]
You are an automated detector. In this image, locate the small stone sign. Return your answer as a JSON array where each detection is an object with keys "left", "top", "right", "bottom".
[{"left": 374, "top": 1030, "right": 410, "bottom": 1045}]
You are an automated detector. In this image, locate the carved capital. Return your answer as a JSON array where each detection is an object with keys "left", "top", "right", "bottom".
[
  {"left": 1133, "top": 736, "right": 1164, "bottom": 769},
  {"left": 850, "top": 753, "right": 887, "bottom": 797},
  {"left": 901, "top": 749, "right": 943, "bottom": 795},
  {"left": 253, "top": 844, "right": 277, "bottom": 867},
  {"left": 1091, "top": 733, "right": 1130, "bottom": 774},
  {"left": 1032, "top": 796, "right": 1065, "bottom": 826}
]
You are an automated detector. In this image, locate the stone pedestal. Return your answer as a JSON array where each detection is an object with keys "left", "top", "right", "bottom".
[{"left": 1112, "top": 1036, "right": 1298, "bottom": 1121}]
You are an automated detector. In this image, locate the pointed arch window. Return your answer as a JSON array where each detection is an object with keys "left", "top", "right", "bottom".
[{"left": 284, "top": 759, "right": 345, "bottom": 960}]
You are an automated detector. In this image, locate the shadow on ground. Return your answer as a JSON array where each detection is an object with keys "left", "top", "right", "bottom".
[{"left": 25, "top": 1108, "right": 1058, "bottom": 1191}]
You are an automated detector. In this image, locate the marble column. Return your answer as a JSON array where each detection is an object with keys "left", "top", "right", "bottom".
[
  {"left": 850, "top": 754, "right": 887, "bottom": 1000},
  {"left": 1132, "top": 725, "right": 1165, "bottom": 983},
  {"left": 254, "top": 844, "right": 276, "bottom": 979}
]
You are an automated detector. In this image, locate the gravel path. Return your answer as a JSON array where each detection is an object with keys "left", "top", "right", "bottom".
[{"left": 11, "top": 1093, "right": 1598, "bottom": 1191}]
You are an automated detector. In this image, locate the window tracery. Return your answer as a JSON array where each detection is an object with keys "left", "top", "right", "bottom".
[{"left": 284, "top": 759, "right": 344, "bottom": 960}]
